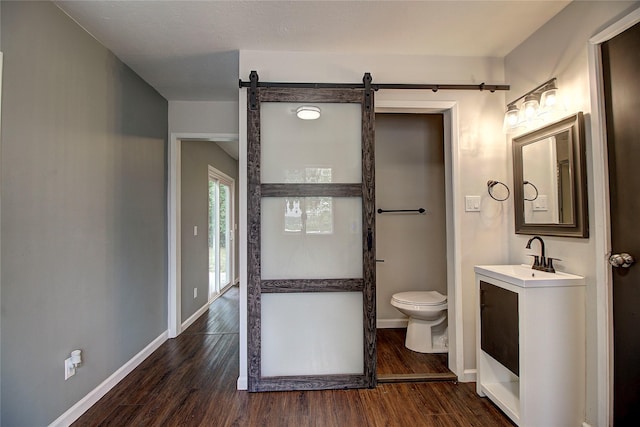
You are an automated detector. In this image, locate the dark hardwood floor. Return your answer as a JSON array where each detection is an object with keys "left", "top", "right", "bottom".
[
  {"left": 377, "top": 328, "right": 450, "bottom": 375},
  {"left": 73, "top": 286, "right": 514, "bottom": 426}
]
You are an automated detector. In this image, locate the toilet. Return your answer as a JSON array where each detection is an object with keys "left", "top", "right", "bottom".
[{"left": 390, "top": 291, "right": 448, "bottom": 353}]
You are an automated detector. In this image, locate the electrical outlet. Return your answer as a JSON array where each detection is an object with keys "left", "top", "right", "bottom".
[
  {"left": 65, "top": 357, "right": 76, "bottom": 380},
  {"left": 194, "top": 287, "right": 197, "bottom": 299}
]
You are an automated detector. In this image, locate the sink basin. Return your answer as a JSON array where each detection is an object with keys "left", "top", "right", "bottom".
[{"left": 474, "top": 264, "right": 584, "bottom": 288}]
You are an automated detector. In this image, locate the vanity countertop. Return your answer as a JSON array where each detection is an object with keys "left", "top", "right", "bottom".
[{"left": 474, "top": 264, "right": 584, "bottom": 288}]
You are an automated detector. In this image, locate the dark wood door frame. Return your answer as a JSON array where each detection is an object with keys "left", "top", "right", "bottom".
[
  {"left": 247, "top": 87, "right": 376, "bottom": 392},
  {"left": 588, "top": 8, "right": 640, "bottom": 426}
]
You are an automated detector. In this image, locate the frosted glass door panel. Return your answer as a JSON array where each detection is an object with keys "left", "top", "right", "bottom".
[
  {"left": 261, "top": 292, "right": 364, "bottom": 376},
  {"left": 261, "top": 197, "right": 363, "bottom": 280},
  {"left": 260, "top": 102, "right": 362, "bottom": 183}
]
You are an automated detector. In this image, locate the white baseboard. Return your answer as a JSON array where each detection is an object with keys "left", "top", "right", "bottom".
[
  {"left": 458, "top": 368, "right": 477, "bottom": 383},
  {"left": 49, "top": 331, "right": 168, "bottom": 427},
  {"left": 237, "top": 375, "right": 248, "bottom": 390},
  {"left": 377, "top": 319, "right": 408, "bottom": 329},
  {"left": 181, "top": 301, "right": 210, "bottom": 331},
  {"left": 183, "top": 285, "right": 236, "bottom": 332},
  {"left": 582, "top": 423, "right": 592, "bottom": 427},
  {"left": 220, "top": 282, "right": 235, "bottom": 294}
]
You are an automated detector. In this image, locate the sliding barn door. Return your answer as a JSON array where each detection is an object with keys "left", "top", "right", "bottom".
[{"left": 247, "top": 85, "right": 376, "bottom": 391}]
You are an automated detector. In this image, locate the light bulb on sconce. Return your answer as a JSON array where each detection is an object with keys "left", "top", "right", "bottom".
[
  {"left": 503, "top": 104, "right": 521, "bottom": 133},
  {"left": 522, "top": 94, "right": 540, "bottom": 119},
  {"left": 540, "top": 87, "right": 557, "bottom": 108},
  {"left": 538, "top": 81, "right": 565, "bottom": 117}
]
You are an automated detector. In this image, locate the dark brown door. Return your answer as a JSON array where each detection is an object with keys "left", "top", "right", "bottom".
[{"left": 602, "top": 20, "right": 640, "bottom": 426}]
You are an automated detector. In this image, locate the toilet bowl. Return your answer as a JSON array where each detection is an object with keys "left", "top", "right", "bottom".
[{"left": 390, "top": 291, "right": 448, "bottom": 353}]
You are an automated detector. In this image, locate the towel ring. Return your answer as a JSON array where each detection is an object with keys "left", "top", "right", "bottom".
[
  {"left": 523, "top": 181, "right": 539, "bottom": 201},
  {"left": 487, "top": 180, "right": 510, "bottom": 201}
]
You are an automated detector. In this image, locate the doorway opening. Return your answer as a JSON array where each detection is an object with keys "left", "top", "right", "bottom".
[
  {"left": 208, "top": 166, "right": 234, "bottom": 302},
  {"left": 168, "top": 132, "right": 239, "bottom": 338},
  {"left": 374, "top": 112, "right": 455, "bottom": 382}
]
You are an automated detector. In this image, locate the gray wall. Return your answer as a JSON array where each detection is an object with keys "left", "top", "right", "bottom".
[
  {"left": 375, "top": 114, "right": 447, "bottom": 321},
  {"left": 0, "top": 2, "right": 168, "bottom": 425},
  {"left": 181, "top": 140, "right": 238, "bottom": 322}
]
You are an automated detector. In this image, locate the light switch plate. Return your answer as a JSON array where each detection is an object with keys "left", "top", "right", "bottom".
[
  {"left": 465, "top": 195, "right": 481, "bottom": 212},
  {"left": 533, "top": 195, "right": 548, "bottom": 211}
]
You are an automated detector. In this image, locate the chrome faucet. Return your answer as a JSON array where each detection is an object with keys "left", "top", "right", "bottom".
[{"left": 525, "top": 236, "right": 552, "bottom": 272}]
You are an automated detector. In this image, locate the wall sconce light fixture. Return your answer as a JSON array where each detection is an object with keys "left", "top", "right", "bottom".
[
  {"left": 503, "top": 78, "right": 564, "bottom": 133},
  {"left": 296, "top": 105, "right": 321, "bottom": 120}
]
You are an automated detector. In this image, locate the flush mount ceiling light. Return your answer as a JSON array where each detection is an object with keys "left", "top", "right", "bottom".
[
  {"left": 296, "top": 105, "right": 321, "bottom": 120},
  {"left": 503, "top": 78, "right": 565, "bottom": 134}
]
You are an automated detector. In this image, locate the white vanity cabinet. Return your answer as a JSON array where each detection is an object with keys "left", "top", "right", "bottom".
[{"left": 474, "top": 265, "right": 585, "bottom": 427}]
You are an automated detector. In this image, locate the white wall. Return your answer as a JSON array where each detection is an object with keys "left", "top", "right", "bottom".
[
  {"left": 504, "top": 2, "right": 639, "bottom": 425},
  {"left": 238, "top": 51, "right": 511, "bottom": 385},
  {"left": 169, "top": 101, "right": 238, "bottom": 135},
  {"left": 522, "top": 139, "right": 559, "bottom": 224}
]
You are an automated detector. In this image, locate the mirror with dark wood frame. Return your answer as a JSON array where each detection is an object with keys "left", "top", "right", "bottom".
[{"left": 512, "top": 112, "right": 588, "bottom": 237}]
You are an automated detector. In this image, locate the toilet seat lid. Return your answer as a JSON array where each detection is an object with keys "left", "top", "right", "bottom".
[{"left": 392, "top": 291, "right": 447, "bottom": 306}]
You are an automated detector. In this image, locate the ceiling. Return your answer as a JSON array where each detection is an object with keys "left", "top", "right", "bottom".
[{"left": 55, "top": 0, "right": 572, "bottom": 103}]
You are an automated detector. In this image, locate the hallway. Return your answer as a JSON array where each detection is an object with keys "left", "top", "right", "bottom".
[{"left": 73, "top": 287, "right": 513, "bottom": 426}]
